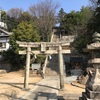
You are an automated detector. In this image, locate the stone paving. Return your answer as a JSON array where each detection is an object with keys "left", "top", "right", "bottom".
[
  {"left": 18, "top": 76, "right": 60, "bottom": 100},
  {"left": 17, "top": 75, "right": 82, "bottom": 100},
  {"left": 64, "top": 75, "right": 78, "bottom": 84}
]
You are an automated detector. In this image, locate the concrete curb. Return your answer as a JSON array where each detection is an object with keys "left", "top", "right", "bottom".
[{"left": 71, "top": 82, "right": 85, "bottom": 89}]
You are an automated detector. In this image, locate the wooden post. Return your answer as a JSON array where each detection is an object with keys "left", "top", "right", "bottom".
[
  {"left": 58, "top": 45, "right": 64, "bottom": 90},
  {"left": 24, "top": 46, "right": 31, "bottom": 89}
]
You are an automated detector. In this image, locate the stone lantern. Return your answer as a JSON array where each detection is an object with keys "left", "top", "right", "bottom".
[{"left": 81, "top": 32, "right": 100, "bottom": 100}]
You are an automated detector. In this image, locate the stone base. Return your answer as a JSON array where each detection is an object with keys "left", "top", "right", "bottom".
[
  {"left": 0, "top": 69, "right": 7, "bottom": 74},
  {"left": 91, "top": 84, "right": 100, "bottom": 91},
  {"left": 81, "top": 88, "right": 100, "bottom": 100}
]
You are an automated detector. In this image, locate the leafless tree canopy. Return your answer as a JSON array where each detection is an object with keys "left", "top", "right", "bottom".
[
  {"left": 7, "top": 8, "right": 23, "bottom": 18},
  {"left": 29, "top": 0, "right": 59, "bottom": 41},
  {"left": 89, "top": 0, "right": 100, "bottom": 8}
]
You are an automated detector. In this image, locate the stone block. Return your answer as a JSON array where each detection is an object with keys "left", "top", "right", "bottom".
[
  {"left": 82, "top": 93, "right": 93, "bottom": 100},
  {"left": 0, "top": 69, "right": 7, "bottom": 74},
  {"left": 92, "top": 84, "right": 100, "bottom": 91},
  {"left": 85, "top": 88, "right": 100, "bottom": 99}
]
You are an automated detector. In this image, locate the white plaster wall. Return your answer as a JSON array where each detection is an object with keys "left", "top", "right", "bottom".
[
  {"left": 0, "top": 42, "right": 10, "bottom": 51},
  {"left": 6, "top": 42, "right": 10, "bottom": 50}
]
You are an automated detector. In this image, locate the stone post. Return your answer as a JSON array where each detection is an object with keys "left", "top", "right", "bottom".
[
  {"left": 58, "top": 45, "right": 64, "bottom": 90},
  {"left": 24, "top": 46, "right": 31, "bottom": 89}
]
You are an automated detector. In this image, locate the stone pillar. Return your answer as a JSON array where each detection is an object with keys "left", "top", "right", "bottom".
[
  {"left": 24, "top": 46, "right": 31, "bottom": 89},
  {"left": 58, "top": 45, "right": 64, "bottom": 90}
]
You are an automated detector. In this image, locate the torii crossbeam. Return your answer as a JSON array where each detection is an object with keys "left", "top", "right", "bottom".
[{"left": 16, "top": 41, "right": 71, "bottom": 90}]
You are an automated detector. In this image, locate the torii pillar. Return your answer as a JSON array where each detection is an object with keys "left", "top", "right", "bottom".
[
  {"left": 24, "top": 46, "right": 31, "bottom": 89},
  {"left": 58, "top": 45, "right": 64, "bottom": 89},
  {"left": 16, "top": 41, "right": 70, "bottom": 90}
]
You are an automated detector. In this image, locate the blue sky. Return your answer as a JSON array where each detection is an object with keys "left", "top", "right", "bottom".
[{"left": 0, "top": 0, "right": 89, "bottom": 13}]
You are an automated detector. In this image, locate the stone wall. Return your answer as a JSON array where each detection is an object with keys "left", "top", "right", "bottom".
[{"left": 0, "top": 63, "right": 11, "bottom": 72}]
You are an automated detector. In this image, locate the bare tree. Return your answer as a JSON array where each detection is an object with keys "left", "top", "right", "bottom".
[
  {"left": 7, "top": 8, "right": 23, "bottom": 18},
  {"left": 89, "top": 0, "right": 100, "bottom": 8},
  {"left": 29, "top": 0, "right": 59, "bottom": 41}
]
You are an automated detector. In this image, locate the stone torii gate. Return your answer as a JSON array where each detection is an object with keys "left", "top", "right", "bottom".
[{"left": 16, "top": 41, "right": 71, "bottom": 90}]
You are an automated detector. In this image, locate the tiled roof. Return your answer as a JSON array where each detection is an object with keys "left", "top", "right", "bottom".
[{"left": 0, "top": 28, "right": 12, "bottom": 35}]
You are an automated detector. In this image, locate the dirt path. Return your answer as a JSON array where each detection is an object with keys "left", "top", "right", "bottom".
[
  {"left": 0, "top": 70, "right": 42, "bottom": 100},
  {"left": 58, "top": 82, "right": 85, "bottom": 99},
  {"left": 0, "top": 71, "right": 85, "bottom": 100}
]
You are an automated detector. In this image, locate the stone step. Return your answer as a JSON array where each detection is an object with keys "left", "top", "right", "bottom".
[
  {"left": 79, "top": 97, "right": 83, "bottom": 100},
  {"left": 45, "top": 54, "right": 59, "bottom": 76},
  {"left": 0, "top": 69, "right": 7, "bottom": 74},
  {"left": 48, "top": 63, "right": 58, "bottom": 66},
  {"left": 45, "top": 69, "right": 59, "bottom": 76},
  {"left": 82, "top": 93, "right": 88, "bottom": 100},
  {"left": 58, "top": 94, "right": 82, "bottom": 100},
  {"left": 45, "top": 67, "right": 59, "bottom": 72},
  {"left": 82, "top": 92, "right": 95, "bottom": 100},
  {"left": 45, "top": 31, "right": 67, "bottom": 76},
  {"left": 85, "top": 88, "right": 100, "bottom": 99}
]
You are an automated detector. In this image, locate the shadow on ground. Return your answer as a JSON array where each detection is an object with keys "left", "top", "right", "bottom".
[
  {"left": 34, "top": 92, "right": 57, "bottom": 100},
  {"left": 0, "top": 82, "right": 36, "bottom": 89}
]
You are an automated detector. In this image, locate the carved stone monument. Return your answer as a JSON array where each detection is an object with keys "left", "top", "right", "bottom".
[{"left": 81, "top": 32, "right": 100, "bottom": 100}]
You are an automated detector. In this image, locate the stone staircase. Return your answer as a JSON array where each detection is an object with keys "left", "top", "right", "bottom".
[
  {"left": 52, "top": 32, "right": 60, "bottom": 42},
  {"left": 45, "top": 30, "right": 61, "bottom": 76},
  {"left": 45, "top": 30, "right": 74, "bottom": 76},
  {"left": 45, "top": 54, "right": 59, "bottom": 76},
  {"left": 45, "top": 30, "right": 60, "bottom": 76}
]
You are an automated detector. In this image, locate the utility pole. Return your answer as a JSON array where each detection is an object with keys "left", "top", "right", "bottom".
[
  {"left": 58, "top": 45, "right": 64, "bottom": 90},
  {"left": 24, "top": 46, "right": 31, "bottom": 89}
]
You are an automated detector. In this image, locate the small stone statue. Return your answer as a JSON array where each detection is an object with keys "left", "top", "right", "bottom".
[{"left": 77, "top": 67, "right": 94, "bottom": 85}]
